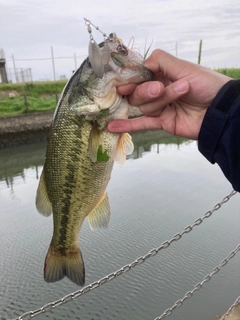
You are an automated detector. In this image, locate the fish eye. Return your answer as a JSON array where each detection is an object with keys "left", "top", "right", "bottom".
[
  {"left": 112, "top": 56, "right": 123, "bottom": 67},
  {"left": 117, "top": 45, "right": 128, "bottom": 56},
  {"left": 109, "top": 33, "right": 116, "bottom": 41}
]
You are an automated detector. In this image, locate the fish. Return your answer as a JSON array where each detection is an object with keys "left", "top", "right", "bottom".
[{"left": 35, "top": 32, "right": 153, "bottom": 286}]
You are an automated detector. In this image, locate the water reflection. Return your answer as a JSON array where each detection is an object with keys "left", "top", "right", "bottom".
[
  {"left": 0, "top": 131, "right": 188, "bottom": 189},
  {"left": 129, "top": 130, "right": 188, "bottom": 159},
  {"left": 1, "top": 131, "right": 239, "bottom": 320},
  {"left": 0, "top": 141, "right": 46, "bottom": 188}
]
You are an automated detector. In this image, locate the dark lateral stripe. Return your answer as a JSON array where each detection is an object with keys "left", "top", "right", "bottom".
[{"left": 58, "top": 129, "right": 83, "bottom": 248}]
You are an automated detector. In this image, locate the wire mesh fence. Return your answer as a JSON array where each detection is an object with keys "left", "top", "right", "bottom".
[{"left": 7, "top": 68, "right": 33, "bottom": 83}]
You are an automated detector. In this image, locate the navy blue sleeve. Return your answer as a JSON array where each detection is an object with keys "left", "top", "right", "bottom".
[{"left": 198, "top": 80, "right": 240, "bottom": 191}]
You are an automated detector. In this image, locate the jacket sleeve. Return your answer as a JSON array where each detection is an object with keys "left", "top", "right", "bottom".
[{"left": 198, "top": 80, "right": 240, "bottom": 191}]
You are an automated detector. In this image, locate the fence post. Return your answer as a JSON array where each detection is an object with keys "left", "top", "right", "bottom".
[
  {"left": 55, "top": 92, "right": 58, "bottom": 104},
  {"left": 74, "top": 52, "right": 77, "bottom": 71},
  {"left": 198, "top": 39, "right": 202, "bottom": 65},
  {"left": 12, "top": 54, "right": 19, "bottom": 83},
  {"left": 51, "top": 46, "right": 56, "bottom": 81},
  {"left": 24, "top": 95, "right": 29, "bottom": 113}
]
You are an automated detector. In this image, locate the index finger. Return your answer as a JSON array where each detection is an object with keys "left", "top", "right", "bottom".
[
  {"left": 108, "top": 116, "right": 163, "bottom": 133},
  {"left": 117, "top": 83, "right": 137, "bottom": 96}
]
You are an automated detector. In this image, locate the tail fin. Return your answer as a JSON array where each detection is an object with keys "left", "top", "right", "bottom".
[{"left": 44, "top": 246, "right": 85, "bottom": 286}]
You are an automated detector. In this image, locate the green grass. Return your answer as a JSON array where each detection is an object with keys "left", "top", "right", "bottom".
[
  {"left": 0, "top": 96, "right": 56, "bottom": 116},
  {"left": 215, "top": 68, "right": 240, "bottom": 79},
  {"left": 0, "top": 80, "right": 67, "bottom": 97},
  {"left": 0, "top": 81, "right": 65, "bottom": 116}
]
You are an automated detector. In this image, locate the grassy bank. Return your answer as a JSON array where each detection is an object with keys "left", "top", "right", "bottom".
[
  {"left": 0, "top": 96, "right": 56, "bottom": 116},
  {"left": 0, "top": 81, "right": 67, "bottom": 116},
  {"left": 0, "top": 80, "right": 67, "bottom": 97},
  {"left": 0, "top": 68, "right": 239, "bottom": 117}
]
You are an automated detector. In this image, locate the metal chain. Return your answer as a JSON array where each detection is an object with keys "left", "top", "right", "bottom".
[
  {"left": 12, "top": 190, "right": 237, "bottom": 320},
  {"left": 220, "top": 296, "right": 240, "bottom": 320},
  {"left": 84, "top": 18, "right": 107, "bottom": 41},
  {"left": 155, "top": 242, "right": 240, "bottom": 320}
]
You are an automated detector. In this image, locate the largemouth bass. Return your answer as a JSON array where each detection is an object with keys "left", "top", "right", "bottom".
[{"left": 36, "top": 33, "right": 153, "bottom": 286}]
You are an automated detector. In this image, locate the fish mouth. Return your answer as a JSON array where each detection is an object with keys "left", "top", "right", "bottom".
[
  {"left": 98, "top": 34, "right": 154, "bottom": 84},
  {"left": 119, "top": 66, "right": 154, "bottom": 84},
  {"left": 141, "top": 67, "right": 154, "bottom": 81}
]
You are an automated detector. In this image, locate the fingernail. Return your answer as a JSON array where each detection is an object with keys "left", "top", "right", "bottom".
[
  {"left": 173, "top": 80, "right": 189, "bottom": 93},
  {"left": 148, "top": 82, "right": 161, "bottom": 97}
]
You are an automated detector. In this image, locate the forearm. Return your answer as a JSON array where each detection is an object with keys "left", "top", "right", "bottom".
[{"left": 198, "top": 80, "right": 240, "bottom": 191}]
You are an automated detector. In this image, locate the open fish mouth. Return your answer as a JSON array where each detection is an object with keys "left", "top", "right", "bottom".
[
  {"left": 116, "top": 66, "right": 154, "bottom": 83},
  {"left": 88, "top": 32, "right": 154, "bottom": 83}
]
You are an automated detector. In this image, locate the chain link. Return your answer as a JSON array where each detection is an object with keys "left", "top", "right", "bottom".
[
  {"left": 12, "top": 190, "right": 237, "bottom": 320},
  {"left": 84, "top": 18, "right": 107, "bottom": 40},
  {"left": 155, "top": 242, "right": 240, "bottom": 320}
]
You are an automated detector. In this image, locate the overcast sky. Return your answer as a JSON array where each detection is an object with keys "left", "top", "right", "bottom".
[{"left": 1, "top": 0, "right": 240, "bottom": 81}]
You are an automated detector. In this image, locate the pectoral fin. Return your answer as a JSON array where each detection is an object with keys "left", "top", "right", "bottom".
[
  {"left": 35, "top": 168, "right": 52, "bottom": 216},
  {"left": 87, "top": 192, "right": 111, "bottom": 230},
  {"left": 89, "top": 128, "right": 110, "bottom": 163},
  {"left": 115, "top": 133, "right": 134, "bottom": 166},
  {"left": 89, "top": 127, "right": 102, "bottom": 162}
]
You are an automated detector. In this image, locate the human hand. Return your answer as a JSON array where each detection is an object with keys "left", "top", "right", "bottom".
[{"left": 108, "top": 49, "right": 232, "bottom": 140}]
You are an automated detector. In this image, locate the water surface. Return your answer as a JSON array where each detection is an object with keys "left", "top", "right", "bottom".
[{"left": 1, "top": 131, "right": 240, "bottom": 320}]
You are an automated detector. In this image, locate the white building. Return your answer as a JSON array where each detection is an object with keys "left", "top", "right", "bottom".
[{"left": 0, "top": 49, "right": 8, "bottom": 83}]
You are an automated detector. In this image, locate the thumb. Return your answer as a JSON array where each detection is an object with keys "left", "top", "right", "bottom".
[{"left": 144, "top": 49, "right": 190, "bottom": 80}]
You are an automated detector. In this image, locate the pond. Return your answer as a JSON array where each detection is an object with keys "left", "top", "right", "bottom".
[{"left": 1, "top": 130, "right": 240, "bottom": 320}]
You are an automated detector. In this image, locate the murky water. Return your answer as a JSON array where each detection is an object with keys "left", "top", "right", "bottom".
[{"left": 1, "top": 131, "right": 240, "bottom": 320}]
